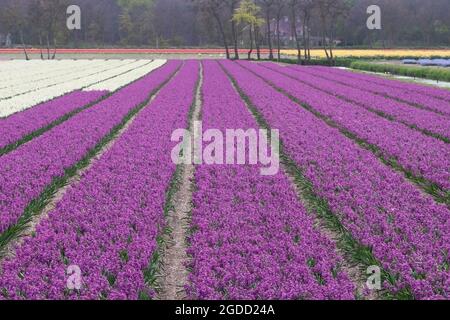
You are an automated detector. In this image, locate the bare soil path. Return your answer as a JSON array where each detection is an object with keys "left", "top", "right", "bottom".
[{"left": 157, "top": 63, "right": 203, "bottom": 300}]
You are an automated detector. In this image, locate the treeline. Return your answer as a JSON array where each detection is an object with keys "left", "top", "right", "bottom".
[{"left": 0, "top": 0, "right": 449, "bottom": 60}]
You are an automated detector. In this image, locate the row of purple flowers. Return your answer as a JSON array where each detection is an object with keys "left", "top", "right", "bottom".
[
  {"left": 0, "top": 61, "right": 198, "bottom": 299},
  {"left": 223, "top": 60, "right": 450, "bottom": 299}
]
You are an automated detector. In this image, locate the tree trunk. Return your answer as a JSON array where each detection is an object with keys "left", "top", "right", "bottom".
[
  {"left": 213, "top": 11, "right": 230, "bottom": 59},
  {"left": 248, "top": 25, "right": 254, "bottom": 60},
  {"left": 230, "top": 0, "right": 239, "bottom": 60},
  {"left": 302, "top": 13, "right": 308, "bottom": 61},
  {"left": 255, "top": 25, "right": 261, "bottom": 60},
  {"left": 20, "top": 30, "right": 29, "bottom": 61},
  {"left": 266, "top": 10, "right": 274, "bottom": 60},
  {"left": 306, "top": 16, "right": 311, "bottom": 60},
  {"left": 39, "top": 34, "right": 44, "bottom": 60},
  {"left": 329, "top": 20, "right": 335, "bottom": 63},
  {"left": 320, "top": 13, "right": 331, "bottom": 61},
  {"left": 290, "top": 16, "right": 295, "bottom": 48},
  {"left": 368, "top": 31, "right": 373, "bottom": 48},
  {"left": 302, "top": 24, "right": 307, "bottom": 61},
  {"left": 322, "top": 29, "right": 330, "bottom": 60},
  {"left": 330, "top": 44, "right": 334, "bottom": 61},
  {"left": 276, "top": 13, "right": 281, "bottom": 62},
  {"left": 46, "top": 33, "right": 51, "bottom": 60},
  {"left": 329, "top": 38, "right": 333, "bottom": 61},
  {"left": 52, "top": 38, "right": 57, "bottom": 60},
  {"left": 292, "top": 10, "right": 302, "bottom": 64},
  {"left": 231, "top": 20, "right": 239, "bottom": 59},
  {"left": 323, "top": 38, "right": 329, "bottom": 59}
]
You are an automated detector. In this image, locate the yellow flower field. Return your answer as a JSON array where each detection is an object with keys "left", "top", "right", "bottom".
[{"left": 281, "top": 49, "right": 450, "bottom": 59}]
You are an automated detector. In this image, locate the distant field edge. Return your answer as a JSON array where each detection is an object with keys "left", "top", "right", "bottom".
[{"left": 0, "top": 48, "right": 271, "bottom": 55}]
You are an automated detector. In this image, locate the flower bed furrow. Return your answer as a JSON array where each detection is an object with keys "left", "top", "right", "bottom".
[
  {"left": 0, "top": 90, "right": 108, "bottom": 151},
  {"left": 324, "top": 66, "right": 450, "bottom": 103},
  {"left": 186, "top": 60, "right": 355, "bottom": 300},
  {"left": 221, "top": 60, "right": 450, "bottom": 300},
  {"left": 0, "top": 60, "right": 181, "bottom": 236},
  {"left": 238, "top": 62, "right": 450, "bottom": 195},
  {"left": 263, "top": 63, "right": 450, "bottom": 142},
  {"left": 0, "top": 61, "right": 199, "bottom": 300}
]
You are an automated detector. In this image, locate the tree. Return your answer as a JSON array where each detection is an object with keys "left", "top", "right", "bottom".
[
  {"left": 227, "top": 0, "right": 241, "bottom": 59},
  {"left": 288, "top": 0, "right": 301, "bottom": 63},
  {"left": 254, "top": 21, "right": 263, "bottom": 60},
  {"left": 316, "top": 0, "right": 350, "bottom": 62},
  {"left": 258, "top": 0, "right": 274, "bottom": 60},
  {"left": 48, "top": 0, "right": 67, "bottom": 59},
  {"left": 27, "top": 0, "right": 69, "bottom": 60},
  {"left": 28, "top": 1, "right": 44, "bottom": 59},
  {"left": 299, "top": 0, "right": 314, "bottom": 61},
  {"left": 117, "top": 0, "right": 154, "bottom": 46},
  {"left": 233, "top": 0, "right": 264, "bottom": 60},
  {"left": 195, "top": 0, "right": 231, "bottom": 59},
  {"left": 1, "top": 0, "right": 450, "bottom": 50},
  {"left": 0, "top": 2, "right": 30, "bottom": 60},
  {"left": 273, "top": 0, "right": 285, "bottom": 61}
]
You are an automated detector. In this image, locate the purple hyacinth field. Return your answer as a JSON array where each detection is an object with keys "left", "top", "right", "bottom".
[{"left": 0, "top": 58, "right": 449, "bottom": 302}]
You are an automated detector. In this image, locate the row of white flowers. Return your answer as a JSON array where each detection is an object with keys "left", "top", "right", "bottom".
[
  {"left": 0, "top": 59, "right": 162, "bottom": 118},
  {"left": 0, "top": 59, "right": 148, "bottom": 90},
  {"left": 76, "top": 60, "right": 152, "bottom": 90},
  {"left": 0, "top": 60, "right": 59, "bottom": 75},
  {"left": 84, "top": 59, "right": 167, "bottom": 91},
  {"left": 0, "top": 60, "right": 128, "bottom": 99},
  {"left": 0, "top": 60, "right": 109, "bottom": 90},
  {"left": 0, "top": 60, "right": 92, "bottom": 83}
]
